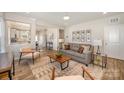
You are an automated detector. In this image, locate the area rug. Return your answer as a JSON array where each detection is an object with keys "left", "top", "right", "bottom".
[{"left": 29, "top": 56, "right": 104, "bottom": 80}]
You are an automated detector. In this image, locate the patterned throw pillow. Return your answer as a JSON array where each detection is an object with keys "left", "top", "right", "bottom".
[
  {"left": 71, "top": 44, "right": 79, "bottom": 51},
  {"left": 77, "top": 47, "right": 84, "bottom": 54},
  {"left": 64, "top": 45, "right": 70, "bottom": 50}
]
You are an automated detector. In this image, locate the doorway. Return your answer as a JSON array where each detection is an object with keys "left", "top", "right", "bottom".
[{"left": 36, "top": 26, "right": 47, "bottom": 50}]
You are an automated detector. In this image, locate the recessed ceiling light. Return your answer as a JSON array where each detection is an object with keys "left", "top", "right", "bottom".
[{"left": 63, "top": 16, "right": 70, "bottom": 20}]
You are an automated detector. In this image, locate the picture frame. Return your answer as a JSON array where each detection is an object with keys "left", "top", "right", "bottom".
[{"left": 72, "top": 29, "right": 91, "bottom": 43}]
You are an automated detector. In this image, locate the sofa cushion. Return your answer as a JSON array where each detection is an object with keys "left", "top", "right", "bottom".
[
  {"left": 60, "top": 49, "right": 85, "bottom": 59},
  {"left": 81, "top": 45, "right": 90, "bottom": 53},
  {"left": 64, "top": 50, "right": 85, "bottom": 59},
  {"left": 73, "top": 52, "right": 86, "bottom": 59},
  {"left": 70, "top": 43, "right": 79, "bottom": 51},
  {"left": 64, "top": 50, "right": 76, "bottom": 56},
  {"left": 64, "top": 45, "right": 70, "bottom": 50}
]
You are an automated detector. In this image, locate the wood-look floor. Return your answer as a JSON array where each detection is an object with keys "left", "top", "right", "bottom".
[
  {"left": 101, "top": 58, "right": 124, "bottom": 80},
  {"left": 1, "top": 50, "right": 124, "bottom": 80}
]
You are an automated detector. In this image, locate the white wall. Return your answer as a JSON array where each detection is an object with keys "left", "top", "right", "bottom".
[{"left": 65, "top": 19, "right": 104, "bottom": 43}]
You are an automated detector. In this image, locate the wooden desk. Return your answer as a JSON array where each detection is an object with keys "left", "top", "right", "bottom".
[{"left": 0, "top": 53, "right": 15, "bottom": 80}]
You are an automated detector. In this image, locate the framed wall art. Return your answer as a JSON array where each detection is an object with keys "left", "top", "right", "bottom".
[{"left": 72, "top": 29, "right": 91, "bottom": 43}]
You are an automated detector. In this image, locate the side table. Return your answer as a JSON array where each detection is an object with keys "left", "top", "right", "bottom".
[{"left": 92, "top": 53, "right": 107, "bottom": 69}]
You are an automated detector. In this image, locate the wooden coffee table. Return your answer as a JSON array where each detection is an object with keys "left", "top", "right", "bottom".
[{"left": 47, "top": 53, "right": 71, "bottom": 70}]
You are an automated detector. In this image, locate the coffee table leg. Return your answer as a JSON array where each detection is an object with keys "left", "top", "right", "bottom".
[
  {"left": 60, "top": 63, "right": 62, "bottom": 70},
  {"left": 13, "top": 56, "right": 15, "bottom": 76},
  {"left": 19, "top": 52, "right": 22, "bottom": 64},
  {"left": 32, "top": 53, "right": 34, "bottom": 64},
  {"left": 60, "top": 61, "right": 69, "bottom": 70},
  {"left": 67, "top": 60, "right": 69, "bottom": 67}
]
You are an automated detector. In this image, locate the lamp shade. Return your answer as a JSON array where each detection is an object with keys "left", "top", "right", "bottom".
[
  {"left": 59, "top": 39, "right": 64, "bottom": 43},
  {"left": 35, "top": 36, "right": 38, "bottom": 41},
  {"left": 93, "top": 39, "right": 102, "bottom": 46}
]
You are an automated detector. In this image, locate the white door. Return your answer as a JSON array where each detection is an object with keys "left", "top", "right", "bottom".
[
  {"left": 119, "top": 25, "right": 124, "bottom": 60},
  {"left": 104, "top": 24, "right": 124, "bottom": 60}
]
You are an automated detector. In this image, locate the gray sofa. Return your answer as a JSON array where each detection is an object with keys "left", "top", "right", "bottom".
[{"left": 59, "top": 43, "right": 93, "bottom": 66}]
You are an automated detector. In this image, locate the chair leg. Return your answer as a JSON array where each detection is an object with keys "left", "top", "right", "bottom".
[
  {"left": 19, "top": 52, "right": 22, "bottom": 64},
  {"left": 32, "top": 53, "right": 34, "bottom": 64},
  {"left": 39, "top": 51, "right": 40, "bottom": 57},
  {"left": 51, "top": 67, "right": 55, "bottom": 80},
  {"left": 83, "top": 70, "right": 85, "bottom": 77},
  {"left": 13, "top": 56, "right": 15, "bottom": 76}
]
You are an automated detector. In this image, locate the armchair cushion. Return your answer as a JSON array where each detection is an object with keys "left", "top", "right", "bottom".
[{"left": 22, "top": 52, "right": 40, "bottom": 59}]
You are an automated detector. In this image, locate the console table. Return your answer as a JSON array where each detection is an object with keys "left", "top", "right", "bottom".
[{"left": 0, "top": 53, "right": 15, "bottom": 80}]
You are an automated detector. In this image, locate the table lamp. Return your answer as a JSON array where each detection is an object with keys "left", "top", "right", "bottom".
[
  {"left": 59, "top": 39, "right": 64, "bottom": 49},
  {"left": 93, "top": 39, "right": 102, "bottom": 54}
]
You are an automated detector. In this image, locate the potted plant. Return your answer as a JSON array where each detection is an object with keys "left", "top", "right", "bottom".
[{"left": 55, "top": 52, "right": 63, "bottom": 58}]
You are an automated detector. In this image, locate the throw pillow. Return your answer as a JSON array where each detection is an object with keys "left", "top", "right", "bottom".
[
  {"left": 77, "top": 47, "right": 84, "bottom": 54},
  {"left": 71, "top": 44, "right": 79, "bottom": 51},
  {"left": 81, "top": 45, "right": 90, "bottom": 53},
  {"left": 64, "top": 45, "right": 70, "bottom": 50}
]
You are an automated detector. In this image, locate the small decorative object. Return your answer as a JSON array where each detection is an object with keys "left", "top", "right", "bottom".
[{"left": 55, "top": 52, "right": 63, "bottom": 58}]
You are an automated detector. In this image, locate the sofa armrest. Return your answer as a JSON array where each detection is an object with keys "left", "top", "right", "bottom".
[{"left": 83, "top": 51, "right": 92, "bottom": 64}]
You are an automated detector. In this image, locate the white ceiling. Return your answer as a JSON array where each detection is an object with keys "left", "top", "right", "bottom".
[{"left": 15, "top": 12, "right": 123, "bottom": 27}]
